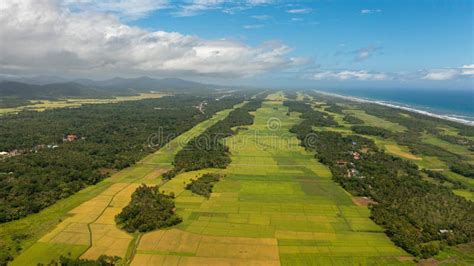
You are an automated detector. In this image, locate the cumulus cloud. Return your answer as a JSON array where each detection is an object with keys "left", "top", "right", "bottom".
[
  {"left": 0, "top": 0, "right": 304, "bottom": 78},
  {"left": 361, "top": 9, "right": 381, "bottom": 14},
  {"left": 312, "top": 70, "right": 389, "bottom": 81},
  {"left": 422, "top": 65, "right": 474, "bottom": 80}
]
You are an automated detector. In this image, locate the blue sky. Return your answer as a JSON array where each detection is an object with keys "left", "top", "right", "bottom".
[{"left": 1, "top": 0, "right": 473, "bottom": 89}]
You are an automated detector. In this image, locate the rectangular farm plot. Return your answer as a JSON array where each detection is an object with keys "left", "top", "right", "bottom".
[
  {"left": 136, "top": 229, "right": 279, "bottom": 264},
  {"left": 80, "top": 223, "right": 133, "bottom": 259}
]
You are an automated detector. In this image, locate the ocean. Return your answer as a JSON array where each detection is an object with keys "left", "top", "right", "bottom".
[{"left": 317, "top": 88, "right": 474, "bottom": 125}]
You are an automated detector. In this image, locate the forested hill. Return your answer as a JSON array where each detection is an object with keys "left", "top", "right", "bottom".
[
  {"left": 0, "top": 81, "right": 108, "bottom": 99},
  {"left": 0, "top": 77, "right": 225, "bottom": 108},
  {"left": 73, "top": 76, "right": 219, "bottom": 92},
  {"left": 0, "top": 77, "right": 220, "bottom": 98}
]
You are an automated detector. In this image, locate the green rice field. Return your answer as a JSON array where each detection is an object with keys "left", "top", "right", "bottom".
[{"left": 130, "top": 95, "right": 411, "bottom": 265}]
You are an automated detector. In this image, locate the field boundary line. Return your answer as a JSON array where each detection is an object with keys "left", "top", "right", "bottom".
[{"left": 78, "top": 179, "right": 143, "bottom": 258}]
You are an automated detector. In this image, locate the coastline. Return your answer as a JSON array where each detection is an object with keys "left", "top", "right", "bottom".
[{"left": 314, "top": 90, "right": 474, "bottom": 126}]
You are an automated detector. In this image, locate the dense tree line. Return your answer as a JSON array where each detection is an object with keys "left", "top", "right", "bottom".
[
  {"left": 324, "top": 102, "right": 345, "bottom": 114},
  {"left": 423, "top": 169, "right": 466, "bottom": 189},
  {"left": 0, "top": 94, "right": 245, "bottom": 223},
  {"left": 283, "top": 100, "right": 338, "bottom": 141},
  {"left": 285, "top": 99, "right": 474, "bottom": 259},
  {"left": 185, "top": 173, "right": 222, "bottom": 198},
  {"left": 115, "top": 184, "right": 181, "bottom": 232},
  {"left": 165, "top": 98, "right": 264, "bottom": 178},
  {"left": 351, "top": 125, "right": 393, "bottom": 139},
  {"left": 343, "top": 114, "right": 364, "bottom": 124},
  {"left": 45, "top": 255, "right": 121, "bottom": 266}
]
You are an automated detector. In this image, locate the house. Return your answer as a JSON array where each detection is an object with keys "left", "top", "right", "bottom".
[
  {"left": 336, "top": 160, "right": 347, "bottom": 167},
  {"left": 439, "top": 229, "right": 453, "bottom": 234},
  {"left": 347, "top": 168, "right": 359, "bottom": 178},
  {"left": 0, "top": 151, "right": 8, "bottom": 156},
  {"left": 64, "top": 134, "right": 78, "bottom": 142},
  {"left": 352, "top": 152, "right": 361, "bottom": 160},
  {"left": 9, "top": 150, "right": 22, "bottom": 156}
]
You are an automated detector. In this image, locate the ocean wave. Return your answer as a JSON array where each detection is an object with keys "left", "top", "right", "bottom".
[{"left": 314, "top": 90, "right": 474, "bottom": 126}]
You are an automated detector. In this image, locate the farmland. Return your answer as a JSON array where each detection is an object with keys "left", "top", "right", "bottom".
[
  {"left": 129, "top": 93, "right": 410, "bottom": 265},
  {"left": 4, "top": 91, "right": 473, "bottom": 265},
  {"left": 0, "top": 93, "right": 168, "bottom": 115},
  {"left": 8, "top": 102, "right": 242, "bottom": 265}
]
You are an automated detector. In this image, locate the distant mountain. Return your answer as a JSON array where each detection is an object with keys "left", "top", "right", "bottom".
[
  {"left": 0, "top": 76, "right": 224, "bottom": 107},
  {"left": 73, "top": 76, "right": 218, "bottom": 92},
  {"left": 0, "top": 81, "right": 107, "bottom": 99},
  {"left": 1, "top": 75, "right": 71, "bottom": 85}
]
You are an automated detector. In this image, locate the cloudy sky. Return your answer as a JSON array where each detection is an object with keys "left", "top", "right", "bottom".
[{"left": 0, "top": 0, "right": 472, "bottom": 89}]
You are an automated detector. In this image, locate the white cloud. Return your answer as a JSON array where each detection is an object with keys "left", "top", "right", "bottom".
[
  {"left": 422, "top": 65, "right": 474, "bottom": 80},
  {"left": 62, "top": 0, "right": 169, "bottom": 20},
  {"left": 461, "top": 64, "right": 474, "bottom": 75},
  {"left": 173, "top": 0, "right": 225, "bottom": 17},
  {"left": 312, "top": 70, "right": 389, "bottom": 81},
  {"left": 291, "top": 18, "right": 303, "bottom": 22},
  {"left": 0, "top": 0, "right": 305, "bottom": 78},
  {"left": 174, "top": 0, "right": 272, "bottom": 16},
  {"left": 422, "top": 69, "right": 459, "bottom": 80},
  {"left": 361, "top": 9, "right": 381, "bottom": 14},
  {"left": 245, "top": 0, "right": 273, "bottom": 5},
  {"left": 310, "top": 65, "right": 474, "bottom": 82},
  {"left": 252, "top": 14, "right": 271, "bottom": 20},
  {"left": 287, "top": 8, "right": 312, "bottom": 14},
  {"left": 243, "top": 24, "right": 264, "bottom": 29},
  {"left": 354, "top": 46, "right": 381, "bottom": 61}
]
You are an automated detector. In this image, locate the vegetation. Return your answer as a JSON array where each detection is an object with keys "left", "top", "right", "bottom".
[
  {"left": 127, "top": 98, "right": 409, "bottom": 265},
  {"left": 351, "top": 125, "right": 393, "bottom": 138},
  {"left": 2, "top": 100, "right": 241, "bottom": 266},
  {"left": 324, "top": 102, "right": 345, "bottom": 114},
  {"left": 45, "top": 255, "right": 121, "bottom": 266},
  {"left": 115, "top": 184, "right": 181, "bottom": 233},
  {"left": 343, "top": 114, "right": 364, "bottom": 124},
  {"left": 185, "top": 173, "right": 222, "bottom": 198},
  {"left": 423, "top": 169, "right": 466, "bottom": 189},
  {"left": 286, "top": 99, "right": 474, "bottom": 259},
  {"left": 0, "top": 94, "right": 244, "bottom": 222},
  {"left": 450, "top": 162, "right": 474, "bottom": 178},
  {"left": 168, "top": 98, "right": 264, "bottom": 176},
  {"left": 0, "top": 81, "right": 111, "bottom": 108},
  {"left": 343, "top": 100, "right": 474, "bottom": 178},
  {"left": 4, "top": 91, "right": 473, "bottom": 265}
]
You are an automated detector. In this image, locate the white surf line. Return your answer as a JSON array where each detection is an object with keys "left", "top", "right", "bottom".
[{"left": 314, "top": 90, "right": 474, "bottom": 126}]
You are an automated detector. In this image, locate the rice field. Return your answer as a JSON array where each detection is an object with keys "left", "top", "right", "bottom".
[
  {"left": 9, "top": 103, "right": 241, "bottom": 265},
  {"left": 0, "top": 93, "right": 168, "bottom": 115},
  {"left": 347, "top": 110, "right": 407, "bottom": 133},
  {"left": 129, "top": 95, "right": 411, "bottom": 265},
  {"left": 384, "top": 144, "right": 422, "bottom": 161}
]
